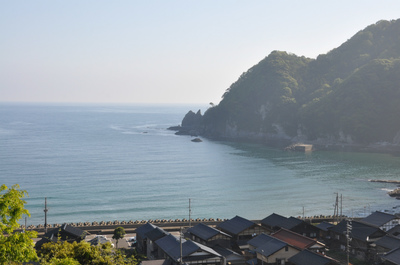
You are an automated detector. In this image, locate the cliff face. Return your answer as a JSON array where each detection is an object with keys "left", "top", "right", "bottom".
[{"left": 180, "top": 19, "right": 400, "bottom": 147}]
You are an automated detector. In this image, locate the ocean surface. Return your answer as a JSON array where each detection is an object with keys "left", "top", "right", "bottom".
[{"left": 1, "top": 103, "right": 400, "bottom": 226}]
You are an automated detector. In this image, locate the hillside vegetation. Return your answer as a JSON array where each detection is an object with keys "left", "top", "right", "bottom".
[{"left": 186, "top": 19, "right": 400, "bottom": 146}]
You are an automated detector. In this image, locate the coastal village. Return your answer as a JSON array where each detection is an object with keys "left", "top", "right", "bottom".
[{"left": 31, "top": 211, "right": 400, "bottom": 265}]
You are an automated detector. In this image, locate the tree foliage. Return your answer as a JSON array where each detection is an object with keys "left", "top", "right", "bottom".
[
  {"left": 0, "top": 184, "right": 38, "bottom": 264},
  {"left": 201, "top": 19, "right": 400, "bottom": 144},
  {"left": 112, "top": 227, "right": 126, "bottom": 249},
  {"left": 39, "top": 240, "right": 137, "bottom": 265}
]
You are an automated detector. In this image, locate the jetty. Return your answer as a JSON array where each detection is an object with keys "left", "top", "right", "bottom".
[{"left": 369, "top": 179, "right": 400, "bottom": 184}]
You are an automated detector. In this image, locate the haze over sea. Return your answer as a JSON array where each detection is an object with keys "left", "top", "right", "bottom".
[{"left": 1, "top": 103, "right": 400, "bottom": 226}]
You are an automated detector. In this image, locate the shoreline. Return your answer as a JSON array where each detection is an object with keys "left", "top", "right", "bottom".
[{"left": 19, "top": 215, "right": 350, "bottom": 236}]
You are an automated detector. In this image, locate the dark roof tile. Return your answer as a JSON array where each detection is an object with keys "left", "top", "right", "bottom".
[{"left": 217, "top": 216, "right": 256, "bottom": 235}]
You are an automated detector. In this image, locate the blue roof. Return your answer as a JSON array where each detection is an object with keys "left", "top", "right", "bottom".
[
  {"left": 316, "top": 221, "right": 334, "bottom": 232},
  {"left": 155, "top": 234, "right": 182, "bottom": 254},
  {"left": 136, "top": 223, "right": 157, "bottom": 238},
  {"left": 330, "top": 220, "right": 384, "bottom": 241},
  {"left": 261, "top": 213, "right": 302, "bottom": 230},
  {"left": 248, "top": 233, "right": 288, "bottom": 257},
  {"left": 288, "top": 249, "right": 337, "bottom": 265},
  {"left": 188, "top": 223, "right": 231, "bottom": 241},
  {"left": 362, "top": 211, "right": 397, "bottom": 227},
  {"left": 384, "top": 247, "right": 400, "bottom": 265},
  {"left": 217, "top": 215, "right": 256, "bottom": 235},
  {"left": 248, "top": 233, "right": 274, "bottom": 248},
  {"left": 375, "top": 235, "right": 400, "bottom": 251},
  {"left": 255, "top": 238, "right": 287, "bottom": 258},
  {"left": 158, "top": 236, "right": 221, "bottom": 262},
  {"left": 145, "top": 227, "right": 168, "bottom": 241}
]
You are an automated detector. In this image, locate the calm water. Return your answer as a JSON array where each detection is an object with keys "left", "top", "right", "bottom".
[{"left": 1, "top": 103, "right": 400, "bottom": 226}]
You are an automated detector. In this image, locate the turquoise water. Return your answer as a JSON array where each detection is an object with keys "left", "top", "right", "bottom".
[{"left": 1, "top": 103, "right": 400, "bottom": 226}]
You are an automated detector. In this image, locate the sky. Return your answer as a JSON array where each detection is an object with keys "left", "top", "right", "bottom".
[{"left": 1, "top": 1, "right": 400, "bottom": 104}]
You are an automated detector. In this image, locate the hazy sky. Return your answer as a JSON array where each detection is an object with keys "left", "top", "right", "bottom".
[{"left": 1, "top": 1, "right": 400, "bottom": 104}]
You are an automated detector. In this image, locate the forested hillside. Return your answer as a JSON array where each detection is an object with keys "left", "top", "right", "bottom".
[{"left": 185, "top": 19, "right": 400, "bottom": 146}]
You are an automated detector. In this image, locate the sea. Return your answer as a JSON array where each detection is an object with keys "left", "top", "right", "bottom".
[{"left": 1, "top": 102, "right": 400, "bottom": 226}]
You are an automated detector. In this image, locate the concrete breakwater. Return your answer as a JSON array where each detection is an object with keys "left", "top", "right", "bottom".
[{"left": 19, "top": 215, "right": 345, "bottom": 235}]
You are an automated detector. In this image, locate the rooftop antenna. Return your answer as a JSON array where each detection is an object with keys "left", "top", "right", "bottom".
[{"left": 44, "top": 197, "right": 49, "bottom": 233}]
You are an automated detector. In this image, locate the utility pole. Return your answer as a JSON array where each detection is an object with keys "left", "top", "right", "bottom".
[
  {"left": 333, "top": 193, "right": 339, "bottom": 223},
  {"left": 189, "top": 198, "right": 192, "bottom": 228},
  {"left": 180, "top": 227, "right": 183, "bottom": 265},
  {"left": 340, "top": 194, "right": 343, "bottom": 219},
  {"left": 44, "top": 197, "right": 48, "bottom": 233},
  {"left": 346, "top": 219, "right": 352, "bottom": 265}
]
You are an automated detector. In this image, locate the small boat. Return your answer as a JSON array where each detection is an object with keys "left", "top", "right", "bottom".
[{"left": 191, "top": 138, "right": 202, "bottom": 142}]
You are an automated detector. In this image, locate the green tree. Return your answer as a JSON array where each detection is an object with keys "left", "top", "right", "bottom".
[
  {"left": 39, "top": 240, "right": 137, "bottom": 265},
  {"left": 0, "top": 184, "right": 38, "bottom": 264},
  {"left": 112, "top": 226, "right": 126, "bottom": 249}
]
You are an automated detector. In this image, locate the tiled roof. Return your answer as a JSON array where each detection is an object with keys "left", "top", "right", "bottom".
[
  {"left": 288, "top": 249, "right": 338, "bottom": 265},
  {"left": 155, "top": 234, "right": 182, "bottom": 254},
  {"left": 272, "top": 229, "right": 316, "bottom": 250},
  {"left": 383, "top": 247, "right": 400, "bottom": 265},
  {"left": 388, "top": 225, "right": 400, "bottom": 237},
  {"left": 188, "top": 223, "right": 230, "bottom": 241},
  {"left": 255, "top": 237, "right": 287, "bottom": 258},
  {"left": 145, "top": 227, "right": 168, "bottom": 241},
  {"left": 261, "top": 213, "right": 302, "bottom": 230},
  {"left": 316, "top": 221, "right": 334, "bottom": 232},
  {"left": 248, "top": 233, "right": 274, "bottom": 248},
  {"left": 248, "top": 233, "right": 288, "bottom": 257},
  {"left": 62, "top": 223, "right": 86, "bottom": 238},
  {"left": 362, "top": 211, "right": 397, "bottom": 227},
  {"left": 156, "top": 235, "right": 221, "bottom": 262},
  {"left": 168, "top": 240, "right": 221, "bottom": 261},
  {"left": 375, "top": 235, "right": 400, "bottom": 251},
  {"left": 217, "top": 215, "right": 256, "bottom": 235},
  {"left": 330, "top": 220, "right": 384, "bottom": 241},
  {"left": 136, "top": 223, "right": 157, "bottom": 238},
  {"left": 212, "top": 245, "right": 242, "bottom": 259}
]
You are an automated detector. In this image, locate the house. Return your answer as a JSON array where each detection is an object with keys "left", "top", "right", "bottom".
[
  {"left": 155, "top": 234, "right": 181, "bottom": 260},
  {"left": 316, "top": 221, "right": 334, "bottom": 240},
  {"left": 271, "top": 228, "right": 325, "bottom": 252},
  {"left": 248, "top": 233, "right": 299, "bottom": 264},
  {"left": 288, "top": 249, "right": 339, "bottom": 265},
  {"left": 145, "top": 226, "right": 169, "bottom": 259},
  {"left": 361, "top": 211, "right": 400, "bottom": 231},
  {"left": 217, "top": 216, "right": 269, "bottom": 250},
  {"left": 374, "top": 235, "right": 400, "bottom": 254},
  {"left": 155, "top": 234, "right": 224, "bottom": 265},
  {"left": 187, "top": 223, "right": 232, "bottom": 248},
  {"left": 388, "top": 225, "right": 400, "bottom": 238},
  {"left": 330, "top": 219, "right": 385, "bottom": 261},
  {"left": 136, "top": 223, "right": 157, "bottom": 255},
  {"left": 35, "top": 223, "right": 87, "bottom": 250},
  {"left": 261, "top": 213, "right": 319, "bottom": 238},
  {"left": 213, "top": 245, "right": 245, "bottom": 265},
  {"left": 382, "top": 247, "right": 400, "bottom": 265},
  {"left": 370, "top": 235, "right": 400, "bottom": 263}
]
